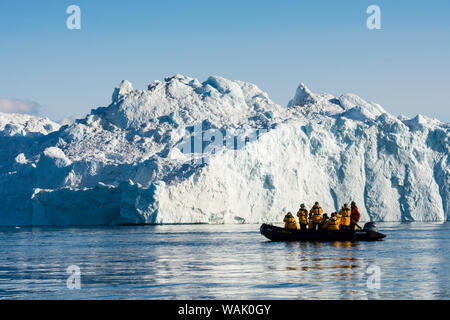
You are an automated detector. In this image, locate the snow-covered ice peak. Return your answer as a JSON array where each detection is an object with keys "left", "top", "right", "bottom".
[
  {"left": 288, "top": 82, "right": 317, "bottom": 107},
  {"left": 0, "top": 74, "right": 448, "bottom": 226},
  {"left": 401, "top": 114, "right": 446, "bottom": 131},
  {"left": 101, "top": 75, "right": 286, "bottom": 133},
  {"left": 287, "top": 83, "right": 388, "bottom": 122},
  {"left": 338, "top": 93, "right": 387, "bottom": 121},
  {"left": 0, "top": 112, "right": 60, "bottom": 136},
  {"left": 112, "top": 80, "right": 134, "bottom": 102}
]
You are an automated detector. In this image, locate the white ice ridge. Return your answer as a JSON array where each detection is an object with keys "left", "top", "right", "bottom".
[{"left": 0, "top": 74, "right": 448, "bottom": 225}]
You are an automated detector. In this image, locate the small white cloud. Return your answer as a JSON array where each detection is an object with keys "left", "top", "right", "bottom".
[{"left": 0, "top": 98, "right": 41, "bottom": 115}]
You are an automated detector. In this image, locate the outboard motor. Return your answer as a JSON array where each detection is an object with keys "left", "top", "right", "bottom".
[{"left": 363, "top": 222, "right": 378, "bottom": 232}]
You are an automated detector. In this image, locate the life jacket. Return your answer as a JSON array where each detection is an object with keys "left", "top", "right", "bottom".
[
  {"left": 284, "top": 216, "right": 299, "bottom": 230},
  {"left": 297, "top": 208, "right": 309, "bottom": 225},
  {"left": 328, "top": 217, "right": 340, "bottom": 231},
  {"left": 340, "top": 208, "right": 351, "bottom": 226},
  {"left": 319, "top": 218, "right": 330, "bottom": 230},
  {"left": 310, "top": 205, "right": 323, "bottom": 223}
]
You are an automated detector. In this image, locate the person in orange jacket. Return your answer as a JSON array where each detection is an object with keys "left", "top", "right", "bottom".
[{"left": 350, "top": 201, "right": 361, "bottom": 231}]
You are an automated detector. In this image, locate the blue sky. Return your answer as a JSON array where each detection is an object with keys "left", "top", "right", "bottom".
[{"left": 0, "top": 0, "right": 449, "bottom": 122}]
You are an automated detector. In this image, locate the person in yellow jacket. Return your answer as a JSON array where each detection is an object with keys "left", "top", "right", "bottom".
[
  {"left": 339, "top": 203, "right": 352, "bottom": 230},
  {"left": 310, "top": 202, "right": 323, "bottom": 231},
  {"left": 296, "top": 204, "right": 309, "bottom": 231},
  {"left": 283, "top": 212, "right": 299, "bottom": 230},
  {"left": 327, "top": 212, "right": 340, "bottom": 231},
  {"left": 319, "top": 213, "right": 330, "bottom": 230}
]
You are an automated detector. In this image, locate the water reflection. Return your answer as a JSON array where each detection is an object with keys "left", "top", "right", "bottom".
[
  {"left": 258, "top": 240, "right": 368, "bottom": 299},
  {"left": 0, "top": 223, "right": 449, "bottom": 299}
]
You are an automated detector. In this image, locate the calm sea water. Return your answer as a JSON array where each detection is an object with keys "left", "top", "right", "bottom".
[{"left": 0, "top": 222, "right": 449, "bottom": 299}]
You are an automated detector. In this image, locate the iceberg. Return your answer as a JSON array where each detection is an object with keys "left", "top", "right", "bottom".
[{"left": 0, "top": 75, "right": 448, "bottom": 226}]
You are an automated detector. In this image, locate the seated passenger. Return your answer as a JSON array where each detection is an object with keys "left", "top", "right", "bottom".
[
  {"left": 283, "top": 212, "right": 299, "bottom": 230},
  {"left": 319, "top": 213, "right": 330, "bottom": 230},
  {"left": 327, "top": 212, "right": 340, "bottom": 231}
]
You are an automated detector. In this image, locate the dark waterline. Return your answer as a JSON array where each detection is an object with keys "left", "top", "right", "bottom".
[{"left": 0, "top": 222, "right": 449, "bottom": 299}]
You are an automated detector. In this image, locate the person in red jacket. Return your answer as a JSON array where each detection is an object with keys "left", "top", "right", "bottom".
[{"left": 350, "top": 201, "right": 361, "bottom": 231}]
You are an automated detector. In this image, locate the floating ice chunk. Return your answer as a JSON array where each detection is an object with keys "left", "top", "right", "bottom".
[{"left": 15, "top": 153, "right": 27, "bottom": 164}]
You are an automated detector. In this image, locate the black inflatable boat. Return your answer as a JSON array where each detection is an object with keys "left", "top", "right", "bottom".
[{"left": 260, "top": 222, "right": 386, "bottom": 242}]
